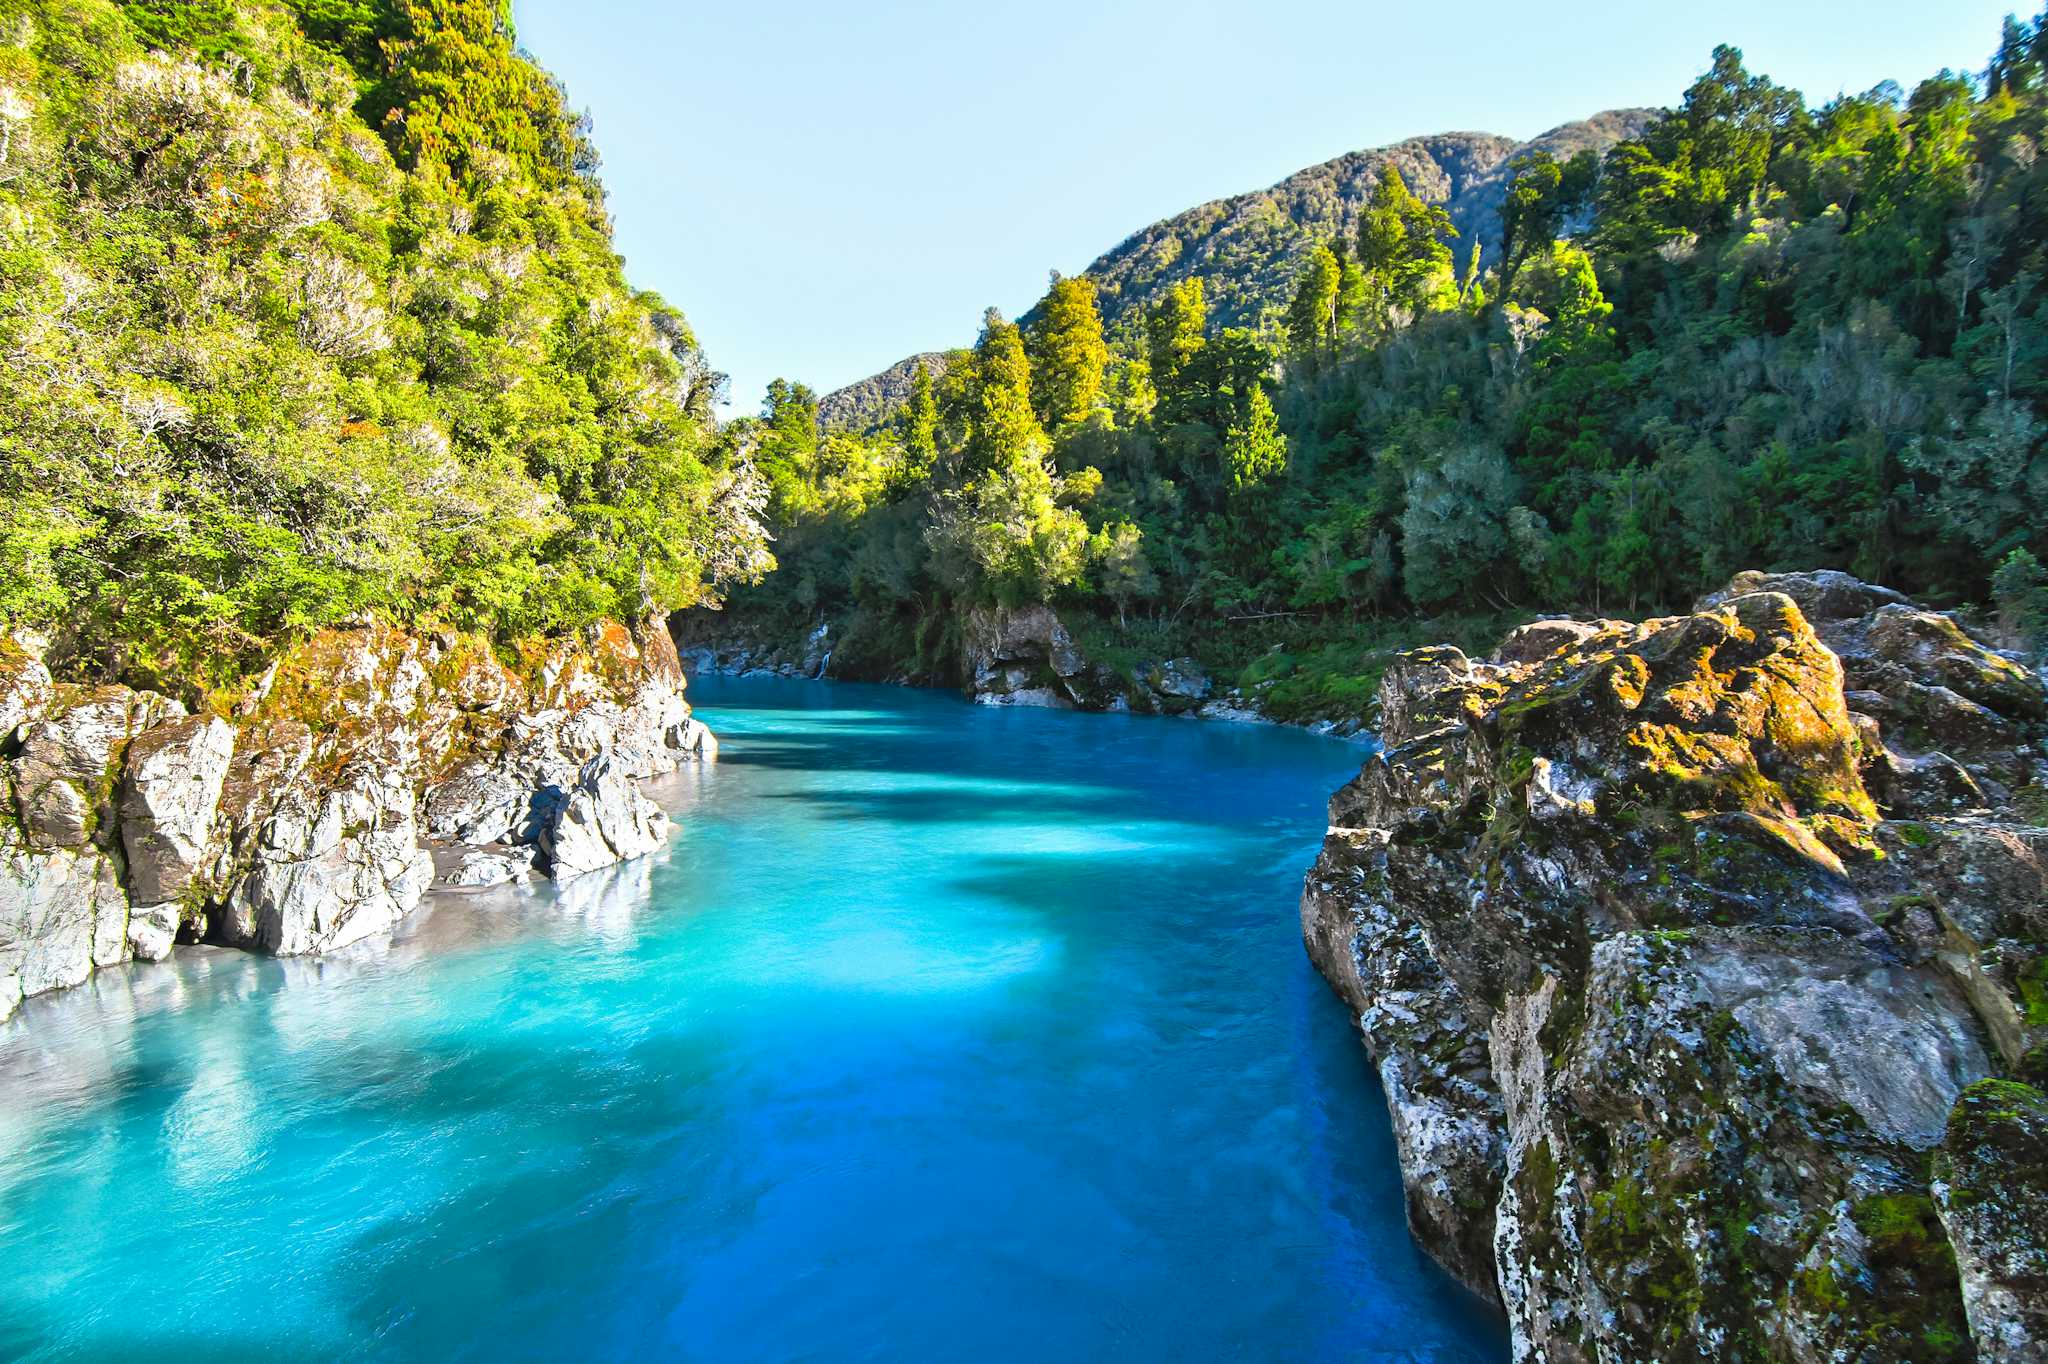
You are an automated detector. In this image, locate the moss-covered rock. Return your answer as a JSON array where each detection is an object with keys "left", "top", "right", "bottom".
[
  {"left": 1304, "top": 572, "right": 2048, "bottom": 1360},
  {"left": 1934, "top": 1081, "right": 2048, "bottom": 1360}
]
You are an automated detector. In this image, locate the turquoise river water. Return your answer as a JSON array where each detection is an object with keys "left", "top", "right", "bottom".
[{"left": 0, "top": 675, "right": 1506, "bottom": 1362}]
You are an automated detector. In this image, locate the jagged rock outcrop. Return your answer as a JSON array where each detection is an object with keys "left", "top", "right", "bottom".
[
  {"left": 121, "top": 714, "right": 236, "bottom": 906},
  {"left": 538, "top": 756, "right": 669, "bottom": 879},
  {"left": 0, "top": 615, "right": 713, "bottom": 1019},
  {"left": 119, "top": 713, "right": 237, "bottom": 961},
  {"left": 0, "top": 844, "right": 127, "bottom": 1018},
  {"left": 218, "top": 752, "right": 436, "bottom": 957},
  {"left": 964, "top": 605, "right": 1091, "bottom": 709},
  {"left": 1304, "top": 571, "right": 2048, "bottom": 1360},
  {"left": 2, "top": 678, "right": 187, "bottom": 1016},
  {"left": 963, "top": 605, "right": 1230, "bottom": 717},
  {"left": 422, "top": 618, "right": 711, "bottom": 846}
]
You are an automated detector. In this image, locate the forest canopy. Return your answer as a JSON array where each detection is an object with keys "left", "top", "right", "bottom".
[
  {"left": 0, "top": 0, "right": 768, "bottom": 689},
  {"left": 722, "top": 18, "right": 2048, "bottom": 677}
]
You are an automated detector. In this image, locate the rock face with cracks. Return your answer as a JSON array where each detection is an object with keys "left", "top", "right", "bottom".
[
  {"left": 1, "top": 615, "right": 714, "bottom": 1020},
  {"left": 1303, "top": 572, "right": 2048, "bottom": 1361}
]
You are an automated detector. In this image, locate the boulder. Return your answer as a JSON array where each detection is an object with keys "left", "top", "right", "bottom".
[
  {"left": 1148, "top": 657, "right": 1212, "bottom": 709},
  {"left": 202, "top": 718, "right": 315, "bottom": 898},
  {"left": 0, "top": 680, "right": 184, "bottom": 1006},
  {"left": 1491, "top": 618, "right": 1616, "bottom": 667},
  {"left": 125, "top": 901, "right": 181, "bottom": 963},
  {"left": 1303, "top": 573, "right": 2048, "bottom": 1359},
  {"left": 672, "top": 716, "right": 717, "bottom": 760},
  {"left": 12, "top": 685, "right": 184, "bottom": 850},
  {"left": 0, "top": 641, "right": 53, "bottom": 740},
  {"left": 120, "top": 714, "right": 236, "bottom": 905},
  {"left": 440, "top": 846, "right": 537, "bottom": 889},
  {"left": 1195, "top": 698, "right": 1272, "bottom": 725},
  {"left": 964, "top": 604, "right": 1088, "bottom": 702},
  {"left": 972, "top": 685, "right": 1072, "bottom": 710},
  {"left": 1697, "top": 568, "right": 1909, "bottom": 623},
  {"left": 538, "top": 755, "right": 669, "bottom": 878}
]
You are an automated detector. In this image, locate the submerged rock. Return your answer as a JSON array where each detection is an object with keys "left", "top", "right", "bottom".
[{"left": 1304, "top": 572, "right": 2048, "bottom": 1359}]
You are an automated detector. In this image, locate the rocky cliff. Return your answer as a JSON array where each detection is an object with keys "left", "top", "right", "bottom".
[
  {"left": 1303, "top": 571, "right": 2048, "bottom": 1360},
  {"left": 1, "top": 616, "right": 713, "bottom": 1021}
]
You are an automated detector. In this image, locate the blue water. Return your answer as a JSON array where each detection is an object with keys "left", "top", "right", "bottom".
[{"left": 0, "top": 676, "right": 1504, "bottom": 1362}]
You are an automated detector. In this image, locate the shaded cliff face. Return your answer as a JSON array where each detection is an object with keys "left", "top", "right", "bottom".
[
  {"left": 1303, "top": 571, "right": 2048, "bottom": 1361},
  {"left": 0, "top": 617, "right": 714, "bottom": 1021},
  {"left": 675, "top": 604, "right": 1373, "bottom": 736}
]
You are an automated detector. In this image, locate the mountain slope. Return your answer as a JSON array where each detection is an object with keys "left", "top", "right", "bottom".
[
  {"left": 0, "top": 0, "right": 756, "bottom": 690},
  {"left": 820, "top": 109, "right": 1655, "bottom": 429}
]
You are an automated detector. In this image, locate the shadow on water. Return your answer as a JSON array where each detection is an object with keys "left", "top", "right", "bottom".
[{"left": 746, "top": 781, "right": 1222, "bottom": 830}]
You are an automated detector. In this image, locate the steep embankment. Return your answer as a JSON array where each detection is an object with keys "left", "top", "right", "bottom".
[
  {"left": 1, "top": 615, "right": 713, "bottom": 1021},
  {"left": 819, "top": 110, "right": 1653, "bottom": 430},
  {"left": 1302, "top": 570, "right": 2048, "bottom": 1359}
]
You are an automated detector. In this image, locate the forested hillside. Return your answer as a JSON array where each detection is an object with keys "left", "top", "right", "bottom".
[
  {"left": 0, "top": 0, "right": 767, "bottom": 693},
  {"left": 818, "top": 111, "right": 1653, "bottom": 432},
  {"left": 818, "top": 350, "right": 951, "bottom": 432},
  {"left": 711, "top": 22, "right": 2048, "bottom": 705}
]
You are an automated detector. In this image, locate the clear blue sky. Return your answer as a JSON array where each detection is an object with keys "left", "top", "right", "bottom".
[{"left": 515, "top": 0, "right": 2018, "bottom": 415}]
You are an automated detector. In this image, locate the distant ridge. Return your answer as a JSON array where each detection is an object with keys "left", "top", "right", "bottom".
[
  {"left": 819, "top": 108, "right": 1657, "bottom": 431},
  {"left": 814, "top": 351, "right": 953, "bottom": 437}
]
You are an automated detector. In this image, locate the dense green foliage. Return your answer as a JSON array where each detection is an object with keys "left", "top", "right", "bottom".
[
  {"left": 0, "top": 0, "right": 764, "bottom": 688},
  {"left": 726, "top": 20, "right": 2048, "bottom": 685}
]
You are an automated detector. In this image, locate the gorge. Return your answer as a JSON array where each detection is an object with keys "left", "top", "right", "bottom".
[
  {"left": 0, "top": 677, "right": 1505, "bottom": 1362},
  {"left": 5, "top": 0, "right": 2048, "bottom": 1358}
]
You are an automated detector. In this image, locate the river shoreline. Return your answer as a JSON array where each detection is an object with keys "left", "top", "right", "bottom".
[
  {"left": 0, "top": 615, "right": 715, "bottom": 1025},
  {"left": 0, "top": 672, "right": 1505, "bottom": 1361},
  {"left": 676, "top": 628, "right": 1378, "bottom": 744}
]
